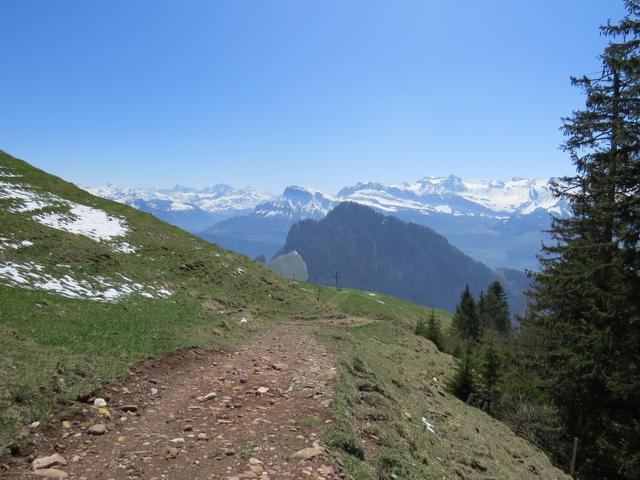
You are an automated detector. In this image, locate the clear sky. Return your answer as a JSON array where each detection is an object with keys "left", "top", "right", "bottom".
[{"left": 0, "top": 1, "right": 627, "bottom": 193}]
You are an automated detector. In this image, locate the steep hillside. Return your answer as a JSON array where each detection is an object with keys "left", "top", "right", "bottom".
[{"left": 279, "top": 202, "right": 521, "bottom": 312}]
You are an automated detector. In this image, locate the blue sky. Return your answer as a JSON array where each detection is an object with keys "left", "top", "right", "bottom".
[{"left": 0, "top": 1, "right": 627, "bottom": 193}]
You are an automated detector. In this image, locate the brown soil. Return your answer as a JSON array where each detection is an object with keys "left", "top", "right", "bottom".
[{"left": 1, "top": 324, "right": 344, "bottom": 480}]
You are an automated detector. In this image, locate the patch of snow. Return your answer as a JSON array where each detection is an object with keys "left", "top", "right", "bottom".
[
  {"left": 0, "top": 169, "right": 21, "bottom": 178},
  {"left": 33, "top": 203, "right": 128, "bottom": 241},
  {"left": 0, "top": 261, "right": 173, "bottom": 302},
  {"left": 0, "top": 180, "right": 137, "bottom": 253},
  {"left": 113, "top": 242, "right": 137, "bottom": 253},
  {"left": 0, "top": 236, "right": 33, "bottom": 250},
  {"left": 421, "top": 417, "right": 436, "bottom": 434},
  {"left": 0, "top": 169, "right": 22, "bottom": 178},
  {"left": 0, "top": 181, "right": 52, "bottom": 212}
]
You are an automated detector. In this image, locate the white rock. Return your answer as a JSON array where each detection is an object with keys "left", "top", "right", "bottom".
[{"left": 198, "top": 392, "right": 217, "bottom": 402}]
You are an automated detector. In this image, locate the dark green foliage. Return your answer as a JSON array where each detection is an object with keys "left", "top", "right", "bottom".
[
  {"left": 451, "top": 285, "right": 480, "bottom": 340},
  {"left": 447, "top": 350, "right": 476, "bottom": 402},
  {"left": 527, "top": 2, "right": 640, "bottom": 478},
  {"left": 425, "top": 309, "right": 445, "bottom": 351},
  {"left": 479, "top": 281, "right": 511, "bottom": 334},
  {"left": 415, "top": 310, "right": 445, "bottom": 351},
  {"left": 479, "top": 336, "right": 501, "bottom": 415}
]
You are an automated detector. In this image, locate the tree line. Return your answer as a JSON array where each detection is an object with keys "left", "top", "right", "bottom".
[{"left": 416, "top": 3, "right": 640, "bottom": 478}]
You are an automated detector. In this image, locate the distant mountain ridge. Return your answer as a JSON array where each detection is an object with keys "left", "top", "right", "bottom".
[
  {"left": 278, "top": 202, "right": 527, "bottom": 313},
  {"left": 87, "top": 175, "right": 566, "bottom": 270},
  {"left": 86, "top": 183, "right": 271, "bottom": 232}
]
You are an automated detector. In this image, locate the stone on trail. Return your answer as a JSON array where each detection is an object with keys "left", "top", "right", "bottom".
[
  {"left": 256, "top": 387, "right": 269, "bottom": 395},
  {"left": 199, "top": 392, "right": 217, "bottom": 401},
  {"left": 93, "top": 398, "right": 107, "bottom": 408},
  {"left": 96, "top": 407, "right": 111, "bottom": 420},
  {"left": 119, "top": 404, "right": 138, "bottom": 412},
  {"left": 86, "top": 424, "right": 107, "bottom": 435},
  {"left": 32, "top": 453, "right": 68, "bottom": 470},
  {"left": 291, "top": 447, "right": 323, "bottom": 460},
  {"left": 271, "top": 363, "right": 288, "bottom": 371},
  {"left": 32, "top": 468, "right": 69, "bottom": 479},
  {"left": 165, "top": 447, "right": 179, "bottom": 459}
]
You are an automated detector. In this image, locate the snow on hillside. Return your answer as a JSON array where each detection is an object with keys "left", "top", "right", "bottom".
[
  {"left": 0, "top": 180, "right": 135, "bottom": 252},
  {"left": 0, "top": 236, "right": 33, "bottom": 250},
  {"left": 0, "top": 261, "right": 173, "bottom": 302},
  {"left": 0, "top": 170, "right": 173, "bottom": 302}
]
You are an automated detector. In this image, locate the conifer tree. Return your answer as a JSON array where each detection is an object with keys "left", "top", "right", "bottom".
[
  {"left": 477, "top": 290, "right": 489, "bottom": 333},
  {"left": 447, "top": 349, "right": 476, "bottom": 402},
  {"left": 425, "top": 309, "right": 445, "bottom": 351},
  {"left": 452, "top": 285, "right": 480, "bottom": 340},
  {"left": 485, "top": 281, "right": 511, "bottom": 334},
  {"left": 415, "top": 314, "right": 427, "bottom": 337},
  {"left": 529, "top": 2, "right": 640, "bottom": 477},
  {"left": 479, "top": 335, "right": 502, "bottom": 415}
]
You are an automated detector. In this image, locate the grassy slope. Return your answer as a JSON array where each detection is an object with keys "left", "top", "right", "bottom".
[
  {"left": 295, "top": 284, "right": 567, "bottom": 478},
  {"left": 0, "top": 151, "right": 333, "bottom": 447},
  {"left": 312, "top": 302, "right": 568, "bottom": 480},
  {"left": 0, "top": 151, "right": 566, "bottom": 479}
]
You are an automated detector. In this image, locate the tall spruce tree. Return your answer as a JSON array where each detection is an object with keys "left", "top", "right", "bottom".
[
  {"left": 425, "top": 309, "right": 445, "bottom": 351},
  {"left": 447, "top": 349, "right": 476, "bottom": 403},
  {"left": 415, "top": 314, "right": 427, "bottom": 337},
  {"left": 452, "top": 285, "right": 480, "bottom": 340},
  {"left": 479, "top": 335, "right": 502, "bottom": 415},
  {"left": 485, "top": 281, "right": 511, "bottom": 334},
  {"left": 530, "top": 2, "right": 640, "bottom": 477},
  {"left": 478, "top": 290, "right": 489, "bottom": 332}
]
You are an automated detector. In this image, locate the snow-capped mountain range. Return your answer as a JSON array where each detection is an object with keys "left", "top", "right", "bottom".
[
  {"left": 85, "top": 176, "right": 568, "bottom": 270},
  {"left": 339, "top": 176, "right": 567, "bottom": 217},
  {"left": 89, "top": 183, "right": 270, "bottom": 214},
  {"left": 87, "top": 175, "right": 567, "bottom": 221}
]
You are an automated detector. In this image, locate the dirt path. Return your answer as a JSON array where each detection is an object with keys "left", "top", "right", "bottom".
[{"left": 2, "top": 324, "right": 344, "bottom": 480}]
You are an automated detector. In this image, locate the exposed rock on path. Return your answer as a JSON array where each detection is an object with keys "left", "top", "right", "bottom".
[{"left": 3, "top": 325, "right": 341, "bottom": 479}]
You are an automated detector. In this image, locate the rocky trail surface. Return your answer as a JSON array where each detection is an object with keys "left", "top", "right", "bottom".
[{"left": 1, "top": 324, "right": 344, "bottom": 480}]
